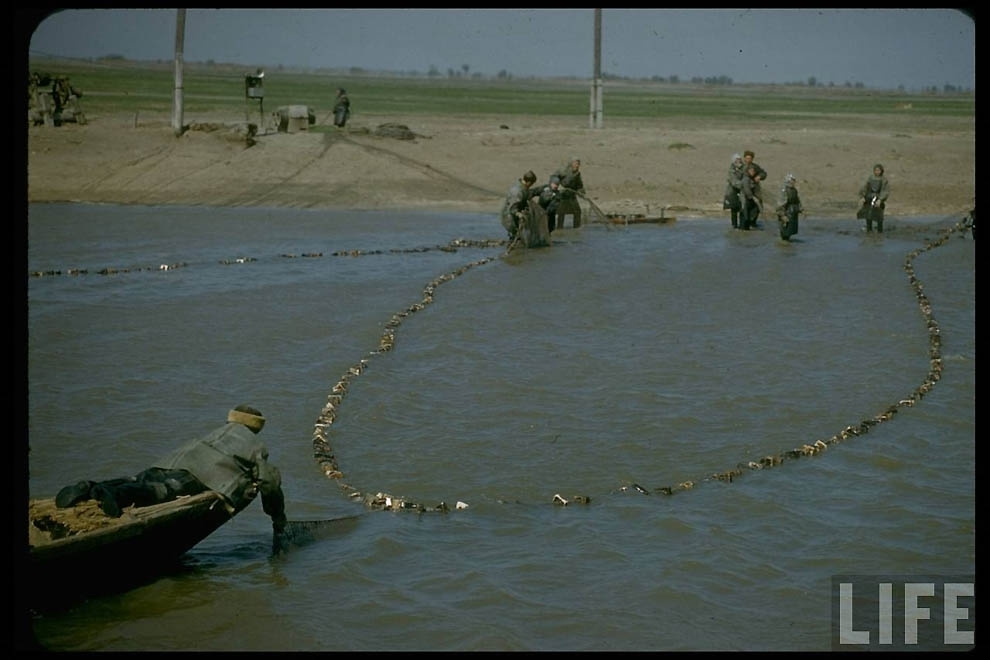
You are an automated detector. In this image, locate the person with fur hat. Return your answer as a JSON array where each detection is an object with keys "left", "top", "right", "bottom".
[
  {"left": 857, "top": 163, "right": 890, "bottom": 232},
  {"left": 54, "top": 405, "right": 287, "bottom": 543}
]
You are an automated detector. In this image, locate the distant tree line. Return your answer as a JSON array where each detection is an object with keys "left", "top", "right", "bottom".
[
  {"left": 608, "top": 71, "right": 971, "bottom": 94},
  {"left": 80, "top": 54, "right": 973, "bottom": 94}
]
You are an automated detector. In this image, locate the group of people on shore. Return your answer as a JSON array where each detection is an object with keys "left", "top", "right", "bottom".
[
  {"left": 335, "top": 86, "right": 901, "bottom": 242},
  {"left": 723, "top": 151, "right": 891, "bottom": 239},
  {"left": 498, "top": 148, "right": 897, "bottom": 246},
  {"left": 500, "top": 157, "right": 586, "bottom": 247}
]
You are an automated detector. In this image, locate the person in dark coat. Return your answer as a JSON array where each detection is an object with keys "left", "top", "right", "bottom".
[
  {"left": 55, "top": 405, "right": 287, "bottom": 540},
  {"left": 333, "top": 88, "right": 351, "bottom": 128}
]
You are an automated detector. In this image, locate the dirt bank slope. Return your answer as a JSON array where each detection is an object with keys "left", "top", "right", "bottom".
[{"left": 27, "top": 112, "right": 975, "bottom": 220}]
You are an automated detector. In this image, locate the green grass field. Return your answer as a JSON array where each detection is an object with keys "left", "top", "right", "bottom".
[{"left": 30, "top": 57, "right": 974, "bottom": 125}]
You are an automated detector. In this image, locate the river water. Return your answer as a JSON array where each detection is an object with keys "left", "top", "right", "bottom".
[{"left": 24, "top": 203, "right": 974, "bottom": 650}]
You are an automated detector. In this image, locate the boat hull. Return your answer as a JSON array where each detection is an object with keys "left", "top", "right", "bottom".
[{"left": 26, "top": 491, "right": 234, "bottom": 609}]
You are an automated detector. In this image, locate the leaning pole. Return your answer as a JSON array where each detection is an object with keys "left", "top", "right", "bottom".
[{"left": 172, "top": 8, "right": 186, "bottom": 137}]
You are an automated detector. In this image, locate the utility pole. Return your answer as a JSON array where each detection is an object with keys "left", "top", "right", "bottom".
[
  {"left": 590, "top": 8, "right": 603, "bottom": 129},
  {"left": 172, "top": 8, "right": 186, "bottom": 137}
]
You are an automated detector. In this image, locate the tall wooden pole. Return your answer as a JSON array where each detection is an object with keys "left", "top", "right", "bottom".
[
  {"left": 590, "top": 9, "right": 603, "bottom": 129},
  {"left": 172, "top": 9, "right": 186, "bottom": 136}
]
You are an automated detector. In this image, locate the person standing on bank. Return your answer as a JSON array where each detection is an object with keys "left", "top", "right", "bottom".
[
  {"left": 333, "top": 87, "right": 351, "bottom": 128},
  {"left": 775, "top": 173, "right": 803, "bottom": 241},
  {"left": 55, "top": 405, "right": 288, "bottom": 545},
  {"left": 500, "top": 170, "right": 539, "bottom": 243},
  {"left": 724, "top": 153, "right": 745, "bottom": 229},
  {"left": 553, "top": 157, "right": 586, "bottom": 229},
  {"left": 857, "top": 163, "right": 890, "bottom": 233}
]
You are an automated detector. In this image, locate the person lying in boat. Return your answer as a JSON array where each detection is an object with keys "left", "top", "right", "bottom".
[{"left": 54, "top": 404, "right": 288, "bottom": 538}]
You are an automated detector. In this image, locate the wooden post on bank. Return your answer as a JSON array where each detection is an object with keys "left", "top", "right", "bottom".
[
  {"left": 590, "top": 9, "right": 603, "bottom": 129},
  {"left": 172, "top": 9, "right": 186, "bottom": 137}
]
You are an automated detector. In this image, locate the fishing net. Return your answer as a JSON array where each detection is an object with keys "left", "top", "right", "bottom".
[
  {"left": 519, "top": 198, "right": 550, "bottom": 247},
  {"left": 279, "top": 516, "right": 361, "bottom": 551},
  {"left": 554, "top": 193, "right": 607, "bottom": 228},
  {"left": 508, "top": 191, "right": 605, "bottom": 249},
  {"left": 580, "top": 193, "right": 608, "bottom": 226}
]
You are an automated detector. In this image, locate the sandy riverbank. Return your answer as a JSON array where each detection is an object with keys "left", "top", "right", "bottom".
[{"left": 27, "top": 111, "right": 974, "bottom": 220}]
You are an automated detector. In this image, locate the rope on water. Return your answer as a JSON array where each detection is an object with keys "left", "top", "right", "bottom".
[{"left": 26, "top": 238, "right": 508, "bottom": 278}]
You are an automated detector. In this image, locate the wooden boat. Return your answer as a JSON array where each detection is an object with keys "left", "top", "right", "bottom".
[{"left": 25, "top": 491, "right": 235, "bottom": 609}]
